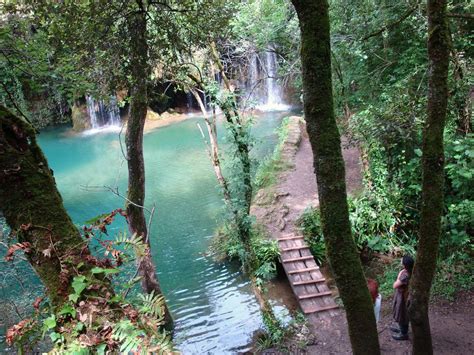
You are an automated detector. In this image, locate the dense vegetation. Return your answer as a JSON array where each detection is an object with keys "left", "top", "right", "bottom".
[
  {"left": 0, "top": 0, "right": 472, "bottom": 354},
  {"left": 295, "top": 0, "right": 472, "bottom": 299}
]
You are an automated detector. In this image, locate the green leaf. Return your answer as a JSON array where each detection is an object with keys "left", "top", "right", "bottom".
[
  {"left": 72, "top": 275, "right": 87, "bottom": 295},
  {"left": 43, "top": 315, "right": 56, "bottom": 330},
  {"left": 96, "top": 343, "right": 107, "bottom": 355},
  {"left": 74, "top": 322, "right": 85, "bottom": 332},
  {"left": 59, "top": 304, "right": 77, "bottom": 318},
  {"left": 110, "top": 295, "right": 125, "bottom": 303},
  {"left": 84, "top": 213, "right": 109, "bottom": 224},
  {"left": 69, "top": 293, "right": 80, "bottom": 303},
  {"left": 91, "top": 267, "right": 119, "bottom": 275},
  {"left": 49, "top": 331, "right": 62, "bottom": 343}
]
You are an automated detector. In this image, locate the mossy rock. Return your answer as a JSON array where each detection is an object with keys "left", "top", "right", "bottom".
[
  {"left": 146, "top": 108, "right": 161, "bottom": 121},
  {"left": 71, "top": 103, "right": 91, "bottom": 131}
]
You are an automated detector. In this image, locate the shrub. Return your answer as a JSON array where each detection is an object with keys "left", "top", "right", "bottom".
[{"left": 296, "top": 207, "right": 326, "bottom": 265}]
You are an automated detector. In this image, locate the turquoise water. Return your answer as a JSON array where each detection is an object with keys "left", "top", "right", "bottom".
[{"left": 33, "top": 112, "right": 287, "bottom": 354}]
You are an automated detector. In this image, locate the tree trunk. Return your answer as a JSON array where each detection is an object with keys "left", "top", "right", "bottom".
[
  {"left": 191, "top": 89, "right": 233, "bottom": 206},
  {"left": 291, "top": 1, "right": 381, "bottom": 354},
  {"left": 126, "top": 3, "right": 172, "bottom": 328},
  {"left": 408, "top": 1, "right": 449, "bottom": 354},
  {"left": 208, "top": 42, "right": 252, "bottom": 213},
  {"left": 0, "top": 106, "right": 88, "bottom": 305}
]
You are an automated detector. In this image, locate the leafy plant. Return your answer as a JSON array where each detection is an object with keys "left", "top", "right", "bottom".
[
  {"left": 296, "top": 208, "right": 327, "bottom": 265},
  {"left": 210, "top": 222, "right": 280, "bottom": 283},
  {"left": 5, "top": 211, "right": 174, "bottom": 354}
]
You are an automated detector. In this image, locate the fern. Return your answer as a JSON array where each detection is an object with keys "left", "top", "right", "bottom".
[
  {"left": 114, "top": 232, "right": 147, "bottom": 257},
  {"left": 139, "top": 291, "right": 165, "bottom": 319},
  {"left": 150, "top": 332, "right": 174, "bottom": 355},
  {"left": 112, "top": 320, "right": 143, "bottom": 354}
]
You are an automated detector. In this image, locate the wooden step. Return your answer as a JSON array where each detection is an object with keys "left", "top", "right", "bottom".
[
  {"left": 303, "top": 304, "right": 339, "bottom": 314},
  {"left": 282, "top": 255, "right": 314, "bottom": 263},
  {"left": 278, "top": 235, "right": 304, "bottom": 241},
  {"left": 298, "top": 291, "right": 333, "bottom": 300},
  {"left": 288, "top": 267, "right": 319, "bottom": 274},
  {"left": 293, "top": 278, "right": 326, "bottom": 286},
  {"left": 281, "top": 245, "right": 310, "bottom": 252}
]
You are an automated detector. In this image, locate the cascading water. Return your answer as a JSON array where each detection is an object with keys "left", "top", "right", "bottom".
[
  {"left": 85, "top": 95, "right": 121, "bottom": 134},
  {"left": 244, "top": 47, "right": 289, "bottom": 111}
]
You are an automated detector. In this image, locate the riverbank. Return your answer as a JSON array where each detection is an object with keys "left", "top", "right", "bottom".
[
  {"left": 251, "top": 115, "right": 362, "bottom": 243},
  {"left": 143, "top": 109, "right": 197, "bottom": 133}
]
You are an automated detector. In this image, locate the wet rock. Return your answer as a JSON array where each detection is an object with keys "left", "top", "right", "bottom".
[{"left": 71, "top": 102, "right": 91, "bottom": 131}]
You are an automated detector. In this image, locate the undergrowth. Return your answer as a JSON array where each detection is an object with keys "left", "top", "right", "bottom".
[
  {"left": 4, "top": 210, "right": 174, "bottom": 354},
  {"left": 210, "top": 222, "right": 280, "bottom": 285},
  {"left": 255, "top": 311, "right": 310, "bottom": 353},
  {"left": 254, "top": 116, "right": 293, "bottom": 190},
  {"left": 378, "top": 256, "right": 473, "bottom": 301}
]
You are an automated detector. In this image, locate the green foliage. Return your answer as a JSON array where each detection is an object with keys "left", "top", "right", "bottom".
[
  {"left": 112, "top": 320, "right": 144, "bottom": 354},
  {"left": 254, "top": 116, "right": 292, "bottom": 189},
  {"left": 296, "top": 208, "right": 326, "bottom": 265},
  {"left": 228, "top": 0, "right": 301, "bottom": 101},
  {"left": 260, "top": 309, "right": 285, "bottom": 347},
  {"left": 253, "top": 235, "right": 281, "bottom": 282},
  {"left": 138, "top": 292, "right": 165, "bottom": 319},
  {"left": 445, "top": 134, "right": 474, "bottom": 199},
  {"left": 326, "top": 0, "right": 472, "bottom": 295},
  {"left": 210, "top": 223, "right": 280, "bottom": 283},
  {"left": 0, "top": 16, "right": 80, "bottom": 128},
  {"left": 442, "top": 200, "right": 473, "bottom": 258},
  {"left": 431, "top": 254, "right": 474, "bottom": 300},
  {"left": 297, "top": 191, "right": 417, "bottom": 265},
  {"left": 5, "top": 212, "right": 174, "bottom": 354},
  {"left": 256, "top": 309, "right": 309, "bottom": 352}
]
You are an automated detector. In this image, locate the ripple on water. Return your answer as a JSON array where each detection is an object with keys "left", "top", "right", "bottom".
[{"left": 172, "top": 259, "right": 262, "bottom": 354}]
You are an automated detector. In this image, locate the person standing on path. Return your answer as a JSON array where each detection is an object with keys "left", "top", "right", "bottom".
[{"left": 391, "top": 255, "right": 415, "bottom": 340}]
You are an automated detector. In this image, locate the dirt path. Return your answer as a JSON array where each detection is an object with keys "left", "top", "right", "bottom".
[
  {"left": 253, "top": 117, "right": 474, "bottom": 354},
  {"left": 251, "top": 116, "right": 362, "bottom": 245},
  {"left": 300, "top": 291, "right": 474, "bottom": 355}
]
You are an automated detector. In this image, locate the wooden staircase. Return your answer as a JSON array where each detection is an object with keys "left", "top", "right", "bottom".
[{"left": 278, "top": 234, "right": 338, "bottom": 315}]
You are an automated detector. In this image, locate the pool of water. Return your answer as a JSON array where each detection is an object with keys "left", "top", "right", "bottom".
[{"left": 30, "top": 112, "right": 288, "bottom": 354}]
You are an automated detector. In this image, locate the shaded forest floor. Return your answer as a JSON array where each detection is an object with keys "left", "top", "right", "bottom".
[{"left": 253, "top": 118, "right": 474, "bottom": 354}]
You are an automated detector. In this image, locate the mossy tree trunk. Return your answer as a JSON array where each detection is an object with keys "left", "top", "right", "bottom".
[
  {"left": 206, "top": 46, "right": 254, "bottom": 269},
  {"left": 408, "top": 1, "right": 449, "bottom": 354},
  {"left": 291, "top": 1, "right": 381, "bottom": 354},
  {"left": 126, "top": 2, "right": 172, "bottom": 328},
  {"left": 0, "top": 106, "right": 89, "bottom": 305}
]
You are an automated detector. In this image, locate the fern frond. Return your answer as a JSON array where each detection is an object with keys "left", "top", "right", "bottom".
[
  {"left": 112, "top": 320, "right": 142, "bottom": 353},
  {"left": 138, "top": 291, "right": 165, "bottom": 319}
]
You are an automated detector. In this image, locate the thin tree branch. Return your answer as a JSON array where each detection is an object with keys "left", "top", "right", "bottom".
[{"left": 361, "top": 3, "right": 419, "bottom": 41}]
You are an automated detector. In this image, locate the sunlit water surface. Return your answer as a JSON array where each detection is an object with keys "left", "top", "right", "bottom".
[{"left": 31, "top": 112, "right": 288, "bottom": 354}]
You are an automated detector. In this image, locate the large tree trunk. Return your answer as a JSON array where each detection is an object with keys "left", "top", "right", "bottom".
[
  {"left": 126, "top": 3, "right": 172, "bottom": 328},
  {"left": 291, "top": 1, "right": 380, "bottom": 354},
  {"left": 0, "top": 106, "right": 88, "bottom": 305},
  {"left": 408, "top": 1, "right": 449, "bottom": 354}
]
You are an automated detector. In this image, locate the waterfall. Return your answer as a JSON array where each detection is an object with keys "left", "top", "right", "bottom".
[
  {"left": 85, "top": 95, "right": 121, "bottom": 133},
  {"left": 245, "top": 48, "right": 289, "bottom": 111}
]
